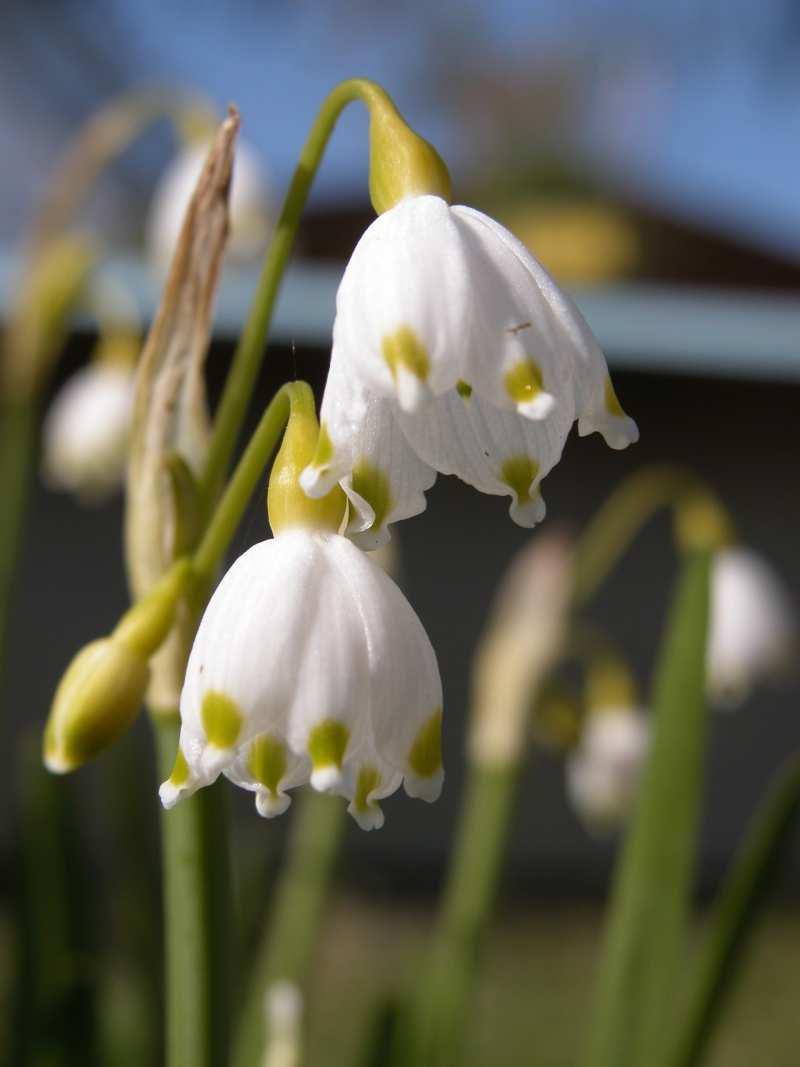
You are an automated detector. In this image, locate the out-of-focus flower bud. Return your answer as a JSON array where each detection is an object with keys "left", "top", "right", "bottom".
[
  {"left": 147, "top": 138, "right": 272, "bottom": 270},
  {"left": 707, "top": 547, "right": 797, "bottom": 706},
  {"left": 44, "top": 561, "right": 190, "bottom": 772},
  {"left": 41, "top": 335, "right": 139, "bottom": 500},
  {"left": 263, "top": 981, "right": 303, "bottom": 1067},
  {"left": 566, "top": 706, "right": 650, "bottom": 832},
  {"left": 470, "top": 531, "right": 574, "bottom": 768}
]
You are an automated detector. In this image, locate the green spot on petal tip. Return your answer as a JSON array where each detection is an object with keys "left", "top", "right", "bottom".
[
  {"left": 248, "top": 734, "right": 287, "bottom": 796},
  {"left": 351, "top": 461, "right": 392, "bottom": 533},
  {"left": 500, "top": 455, "right": 540, "bottom": 507},
  {"left": 201, "top": 690, "right": 243, "bottom": 749},
  {"left": 354, "top": 765, "right": 382, "bottom": 812},
  {"left": 504, "top": 359, "right": 544, "bottom": 405},
  {"left": 408, "top": 708, "right": 443, "bottom": 778},
  {"left": 382, "top": 326, "right": 430, "bottom": 383},
  {"left": 308, "top": 719, "right": 350, "bottom": 771}
]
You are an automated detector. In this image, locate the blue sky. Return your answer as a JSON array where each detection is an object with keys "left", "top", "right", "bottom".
[{"left": 3, "top": 1, "right": 800, "bottom": 257}]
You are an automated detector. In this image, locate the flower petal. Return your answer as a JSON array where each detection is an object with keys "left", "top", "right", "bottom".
[
  {"left": 398, "top": 384, "right": 574, "bottom": 528},
  {"left": 333, "top": 196, "right": 474, "bottom": 410},
  {"left": 453, "top": 205, "right": 638, "bottom": 448},
  {"left": 301, "top": 349, "right": 436, "bottom": 549},
  {"left": 326, "top": 536, "right": 445, "bottom": 806}
]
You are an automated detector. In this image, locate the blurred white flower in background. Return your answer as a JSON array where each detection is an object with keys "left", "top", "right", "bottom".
[
  {"left": 147, "top": 138, "right": 272, "bottom": 270},
  {"left": 707, "top": 547, "right": 797, "bottom": 705},
  {"left": 159, "top": 527, "right": 443, "bottom": 830},
  {"left": 41, "top": 359, "right": 136, "bottom": 499},
  {"left": 263, "top": 981, "right": 303, "bottom": 1067},
  {"left": 567, "top": 707, "right": 650, "bottom": 832},
  {"left": 302, "top": 194, "right": 638, "bottom": 548}
]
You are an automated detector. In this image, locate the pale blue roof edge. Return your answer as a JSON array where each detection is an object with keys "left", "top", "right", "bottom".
[{"left": 1, "top": 249, "right": 798, "bottom": 382}]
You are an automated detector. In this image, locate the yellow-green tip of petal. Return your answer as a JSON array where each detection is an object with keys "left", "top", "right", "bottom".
[
  {"left": 382, "top": 326, "right": 430, "bottom": 383},
  {"left": 408, "top": 708, "right": 443, "bottom": 779},
  {"left": 201, "top": 690, "right": 243, "bottom": 749},
  {"left": 248, "top": 734, "right": 288, "bottom": 797},
  {"left": 351, "top": 460, "right": 392, "bottom": 534},
  {"left": 308, "top": 719, "right": 350, "bottom": 792}
]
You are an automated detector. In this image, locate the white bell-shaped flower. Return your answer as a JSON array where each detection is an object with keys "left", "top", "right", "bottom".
[
  {"left": 159, "top": 530, "right": 443, "bottom": 829},
  {"left": 42, "top": 359, "right": 135, "bottom": 499},
  {"left": 566, "top": 707, "right": 650, "bottom": 831},
  {"left": 707, "top": 547, "right": 796, "bottom": 705},
  {"left": 147, "top": 138, "right": 272, "bottom": 270},
  {"left": 160, "top": 385, "right": 444, "bottom": 830},
  {"left": 301, "top": 194, "right": 637, "bottom": 547}
]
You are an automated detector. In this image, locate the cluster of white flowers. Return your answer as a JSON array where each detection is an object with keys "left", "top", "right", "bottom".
[{"left": 157, "top": 188, "right": 642, "bottom": 827}]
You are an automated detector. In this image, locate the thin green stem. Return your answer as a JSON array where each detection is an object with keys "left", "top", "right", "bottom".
[
  {"left": 232, "top": 791, "right": 346, "bottom": 1067},
  {"left": 154, "top": 714, "right": 232, "bottom": 1067},
  {"left": 571, "top": 465, "right": 695, "bottom": 607},
  {"left": 192, "top": 380, "right": 312, "bottom": 585},
  {"left": 661, "top": 751, "right": 800, "bottom": 1067},
  {"left": 197, "top": 78, "right": 394, "bottom": 515},
  {"left": 406, "top": 763, "right": 521, "bottom": 1067},
  {"left": 0, "top": 398, "right": 37, "bottom": 698},
  {"left": 583, "top": 549, "right": 712, "bottom": 1067}
]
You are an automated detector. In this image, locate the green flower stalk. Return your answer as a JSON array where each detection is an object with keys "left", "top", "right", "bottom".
[{"left": 407, "top": 531, "right": 574, "bottom": 1067}]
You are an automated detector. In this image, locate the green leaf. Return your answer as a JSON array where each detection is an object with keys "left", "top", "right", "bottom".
[
  {"left": 583, "top": 549, "right": 712, "bottom": 1067},
  {"left": 660, "top": 751, "right": 800, "bottom": 1067}
]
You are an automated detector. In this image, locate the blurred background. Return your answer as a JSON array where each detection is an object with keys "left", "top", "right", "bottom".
[{"left": 1, "top": 1, "right": 799, "bottom": 1064}]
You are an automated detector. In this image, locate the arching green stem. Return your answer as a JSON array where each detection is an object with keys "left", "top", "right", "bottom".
[{"left": 197, "top": 78, "right": 444, "bottom": 515}]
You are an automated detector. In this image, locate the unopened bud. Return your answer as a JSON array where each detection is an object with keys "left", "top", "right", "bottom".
[
  {"left": 44, "top": 560, "right": 190, "bottom": 771},
  {"left": 44, "top": 638, "right": 149, "bottom": 773},
  {"left": 470, "top": 531, "right": 573, "bottom": 767}
]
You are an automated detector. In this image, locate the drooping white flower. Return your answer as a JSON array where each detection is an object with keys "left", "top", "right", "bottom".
[
  {"left": 301, "top": 195, "right": 637, "bottom": 547},
  {"left": 707, "top": 547, "right": 796, "bottom": 705},
  {"left": 566, "top": 708, "right": 650, "bottom": 831},
  {"left": 42, "top": 360, "right": 136, "bottom": 498},
  {"left": 159, "top": 528, "right": 443, "bottom": 830},
  {"left": 147, "top": 138, "right": 271, "bottom": 270}
]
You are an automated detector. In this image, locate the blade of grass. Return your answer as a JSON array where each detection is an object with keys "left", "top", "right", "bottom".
[
  {"left": 660, "top": 751, "right": 800, "bottom": 1067},
  {"left": 583, "top": 548, "right": 712, "bottom": 1067}
]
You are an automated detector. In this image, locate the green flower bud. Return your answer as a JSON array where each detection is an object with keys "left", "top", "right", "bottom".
[
  {"left": 43, "top": 559, "right": 191, "bottom": 772},
  {"left": 44, "top": 639, "right": 149, "bottom": 773}
]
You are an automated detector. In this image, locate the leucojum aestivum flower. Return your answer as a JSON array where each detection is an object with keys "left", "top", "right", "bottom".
[
  {"left": 160, "top": 388, "right": 444, "bottom": 830},
  {"left": 33, "top": 78, "right": 800, "bottom": 1067},
  {"left": 44, "top": 81, "right": 640, "bottom": 833}
]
